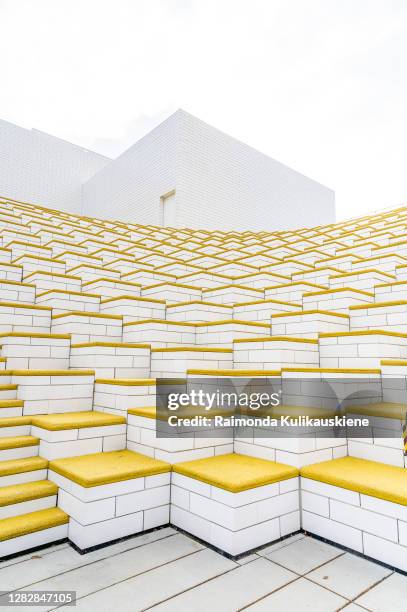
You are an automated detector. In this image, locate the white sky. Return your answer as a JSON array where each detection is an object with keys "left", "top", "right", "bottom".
[{"left": 1, "top": 0, "right": 407, "bottom": 221}]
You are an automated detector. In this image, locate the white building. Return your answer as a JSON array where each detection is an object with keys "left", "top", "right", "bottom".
[
  {"left": 0, "top": 119, "right": 109, "bottom": 213},
  {"left": 0, "top": 110, "right": 335, "bottom": 231}
]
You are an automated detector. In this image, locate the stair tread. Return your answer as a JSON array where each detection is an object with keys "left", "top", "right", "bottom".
[
  {"left": 31, "top": 411, "right": 126, "bottom": 431},
  {"left": 128, "top": 406, "right": 155, "bottom": 419},
  {"left": 0, "top": 400, "right": 24, "bottom": 408},
  {"left": 49, "top": 449, "right": 171, "bottom": 487},
  {"left": 0, "top": 456, "right": 48, "bottom": 477},
  {"left": 0, "top": 480, "right": 58, "bottom": 507},
  {"left": 0, "top": 417, "right": 31, "bottom": 428},
  {"left": 0, "top": 436, "right": 39, "bottom": 451},
  {"left": 0, "top": 507, "right": 68, "bottom": 542},
  {"left": 173, "top": 453, "right": 299, "bottom": 493},
  {"left": 301, "top": 457, "right": 407, "bottom": 506},
  {"left": 0, "top": 385, "right": 17, "bottom": 391},
  {"left": 346, "top": 402, "right": 407, "bottom": 419}
]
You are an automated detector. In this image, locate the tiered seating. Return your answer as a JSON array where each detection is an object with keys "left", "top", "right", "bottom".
[
  {"left": 0, "top": 195, "right": 407, "bottom": 568},
  {"left": 171, "top": 454, "right": 299, "bottom": 556},
  {"left": 48, "top": 450, "right": 171, "bottom": 550},
  {"left": 301, "top": 457, "right": 407, "bottom": 571}
]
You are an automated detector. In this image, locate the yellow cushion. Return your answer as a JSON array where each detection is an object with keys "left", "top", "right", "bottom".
[
  {"left": 0, "top": 400, "right": 24, "bottom": 409},
  {"left": 0, "top": 457, "right": 48, "bottom": 477},
  {"left": 0, "top": 480, "right": 58, "bottom": 507},
  {"left": 0, "top": 507, "right": 68, "bottom": 542},
  {"left": 31, "top": 411, "right": 126, "bottom": 430},
  {"left": 173, "top": 453, "right": 299, "bottom": 493},
  {"left": 346, "top": 402, "right": 407, "bottom": 420},
  {"left": 301, "top": 457, "right": 407, "bottom": 506},
  {"left": 49, "top": 450, "right": 171, "bottom": 487},
  {"left": 127, "top": 407, "right": 156, "bottom": 419},
  {"left": 0, "top": 436, "right": 39, "bottom": 451},
  {"left": 0, "top": 416, "right": 31, "bottom": 428}
]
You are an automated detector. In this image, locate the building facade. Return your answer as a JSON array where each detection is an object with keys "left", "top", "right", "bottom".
[
  {"left": 0, "top": 119, "right": 109, "bottom": 213},
  {"left": 0, "top": 111, "right": 335, "bottom": 230}
]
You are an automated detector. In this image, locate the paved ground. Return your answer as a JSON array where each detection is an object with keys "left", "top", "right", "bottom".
[{"left": 0, "top": 529, "right": 406, "bottom": 611}]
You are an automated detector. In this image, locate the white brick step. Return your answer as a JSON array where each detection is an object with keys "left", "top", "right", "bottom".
[
  {"left": 0, "top": 416, "right": 31, "bottom": 438},
  {"left": 82, "top": 277, "right": 142, "bottom": 298},
  {"left": 202, "top": 284, "right": 264, "bottom": 305},
  {"left": 0, "top": 435, "right": 39, "bottom": 461},
  {"left": 94, "top": 378, "right": 156, "bottom": 416},
  {"left": 30, "top": 411, "right": 127, "bottom": 460},
  {"left": 51, "top": 311, "right": 123, "bottom": 344},
  {"left": 350, "top": 300, "right": 407, "bottom": 332},
  {"left": 233, "top": 298, "right": 302, "bottom": 323},
  {"left": 271, "top": 309, "right": 349, "bottom": 338},
  {"left": 319, "top": 330, "right": 407, "bottom": 369},
  {"left": 24, "top": 270, "right": 82, "bottom": 293},
  {"left": 70, "top": 341, "right": 150, "bottom": 378},
  {"left": 0, "top": 399, "right": 24, "bottom": 417},
  {"left": 16, "top": 254, "right": 65, "bottom": 276},
  {"left": 11, "top": 369, "right": 95, "bottom": 415},
  {"left": 36, "top": 289, "right": 101, "bottom": 314},
  {"left": 99, "top": 295, "right": 166, "bottom": 321},
  {"left": 123, "top": 319, "right": 196, "bottom": 347},
  {"left": 329, "top": 268, "right": 396, "bottom": 292},
  {"left": 302, "top": 287, "right": 374, "bottom": 313},
  {"left": 0, "top": 479, "right": 58, "bottom": 520},
  {"left": 0, "top": 332, "right": 71, "bottom": 369},
  {"left": 264, "top": 281, "right": 328, "bottom": 303},
  {"left": 0, "top": 262, "right": 23, "bottom": 283},
  {"left": 0, "top": 456, "right": 48, "bottom": 487},
  {"left": 151, "top": 346, "right": 233, "bottom": 377},
  {"left": 48, "top": 449, "right": 170, "bottom": 551},
  {"left": 142, "top": 281, "right": 201, "bottom": 304},
  {"left": 0, "top": 301, "right": 52, "bottom": 334},
  {"left": 0, "top": 507, "right": 69, "bottom": 558},
  {"left": 0, "top": 279, "right": 36, "bottom": 303},
  {"left": 233, "top": 336, "right": 319, "bottom": 369},
  {"left": 166, "top": 300, "right": 232, "bottom": 323}
]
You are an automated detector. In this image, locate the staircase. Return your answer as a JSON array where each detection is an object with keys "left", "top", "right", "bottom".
[{"left": 0, "top": 196, "right": 406, "bottom": 565}]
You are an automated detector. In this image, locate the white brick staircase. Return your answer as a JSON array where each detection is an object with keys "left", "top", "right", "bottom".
[{"left": 0, "top": 196, "right": 406, "bottom": 568}]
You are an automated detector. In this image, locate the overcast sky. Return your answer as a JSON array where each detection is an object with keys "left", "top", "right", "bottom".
[{"left": 1, "top": 0, "right": 406, "bottom": 221}]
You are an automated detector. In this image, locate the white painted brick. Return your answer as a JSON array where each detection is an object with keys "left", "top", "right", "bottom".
[
  {"left": 330, "top": 499, "right": 398, "bottom": 542},
  {"left": 302, "top": 510, "right": 363, "bottom": 552},
  {"left": 363, "top": 533, "right": 407, "bottom": 572},
  {"left": 301, "top": 490, "right": 330, "bottom": 517}
]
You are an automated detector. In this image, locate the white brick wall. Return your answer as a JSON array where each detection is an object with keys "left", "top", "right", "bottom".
[
  {"left": 0, "top": 111, "right": 335, "bottom": 230},
  {"left": 0, "top": 119, "right": 109, "bottom": 213},
  {"left": 82, "top": 112, "right": 179, "bottom": 225},
  {"left": 82, "top": 110, "right": 335, "bottom": 231}
]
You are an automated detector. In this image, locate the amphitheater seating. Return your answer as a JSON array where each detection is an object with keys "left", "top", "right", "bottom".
[
  {"left": 0, "top": 195, "right": 407, "bottom": 568},
  {"left": 171, "top": 453, "right": 300, "bottom": 555},
  {"left": 48, "top": 449, "right": 171, "bottom": 550},
  {"left": 301, "top": 457, "right": 407, "bottom": 572}
]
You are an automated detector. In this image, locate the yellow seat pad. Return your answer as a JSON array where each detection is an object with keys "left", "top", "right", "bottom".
[
  {"left": 0, "top": 456, "right": 48, "bottom": 477},
  {"left": 0, "top": 400, "right": 24, "bottom": 409},
  {"left": 0, "top": 507, "right": 68, "bottom": 542},
  {"left": 127, "top": 406, "right": 230, "bottom": 420},
  {"left": 0, "top": 480, "right": 58, "bottom": 507},
  {"left": 31, "top": 411, "right": 126, "bottom": 430},
  {"left": 49, "top": 450, "right": 171, "bottom": 487},
  {"left": 0, "top": 416, "right": 31, "bottom": 428},
  {"left": 301, "top": 457, "right": 407, "bottom": 506},
  {"left": 173, "top": 453, "right": 299, "bottom": 493},
  {"left": 128, "top": 407, "right": 156, "bottom": 419},
  {"left": 0, "top": 436, "right": 39, "bottom": 451},
  {"left": 346, "top": 402, "right": 407, "bottom": 420}
]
